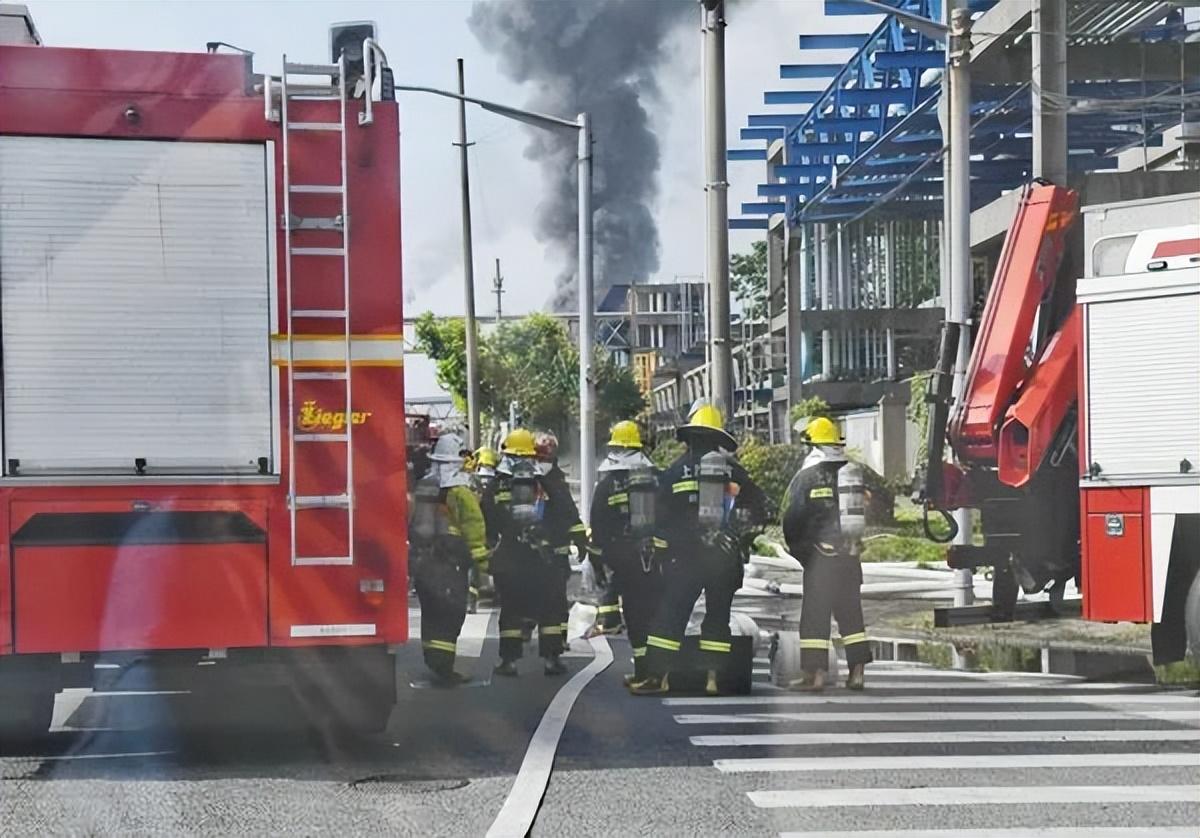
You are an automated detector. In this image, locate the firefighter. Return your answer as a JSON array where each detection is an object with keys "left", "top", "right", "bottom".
[
  {"left": 408, "top": 432, "right": 489, "bottom": 685},
  {"left": 588, "top": 420, "right": 664, "bottom": 684},
  {"left": 491, "top": 428, "right": 575, "bottom": 677},
  {"left": 782, "top": 416, "right": 872, "bottom": 691},
  {"left": 632, "top": 405, "right": 768, "bottom": 696},
  {"left": 534, "top": 432, "right": 588, "bottom": 670},
  {"left": 467, "top": 446, "right": 501, "bottom": 613}
]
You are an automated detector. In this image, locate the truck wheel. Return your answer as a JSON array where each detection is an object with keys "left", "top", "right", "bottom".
[
  {"left": 0, "top": 690, "right": 55, "bottom": 747},
  {"left": 1186, "top": 571, "right": 1200, "bottom": 668}
]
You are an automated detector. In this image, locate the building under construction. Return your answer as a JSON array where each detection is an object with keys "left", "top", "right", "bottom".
[{"left": 653, "top": 0, "right": 1199, "bottom": 458}]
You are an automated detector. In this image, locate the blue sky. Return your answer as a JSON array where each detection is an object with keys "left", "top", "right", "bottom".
[{"left": 26, "top": 0, "right": 879, "bottom": 399}]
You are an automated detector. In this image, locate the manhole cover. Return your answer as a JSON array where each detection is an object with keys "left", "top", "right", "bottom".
[{"left": 349, "top": 776, "right": 469, "bottom": 794}]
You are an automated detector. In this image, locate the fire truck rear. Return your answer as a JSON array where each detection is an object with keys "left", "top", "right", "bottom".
[
  {"left": 0, "top": 10, "right": 408, "bottom": 740},
  {"left": 920, "top": 182, "right": 1200, "bottom": 665}
]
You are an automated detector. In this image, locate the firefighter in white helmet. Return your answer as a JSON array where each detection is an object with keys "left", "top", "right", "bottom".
[
  {"left": 408, "top": 432, "right": 489, "bottom": 685},
  {"left": 782, "top": 416, "right": 872, "bottom": 691}
]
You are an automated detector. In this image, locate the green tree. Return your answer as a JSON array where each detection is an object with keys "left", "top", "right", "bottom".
[
  {"left": 788, "top": 395, "right": 831, "bottom": 426},
  {"left": 412, "top": 311, "right": 645, "bottom": 443},
  {"left": 730, "top": 240, "right": 768, "bottom": 319}
]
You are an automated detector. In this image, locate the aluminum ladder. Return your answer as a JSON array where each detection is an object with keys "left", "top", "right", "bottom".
[{"left": 276, "top": 55, "right": 355, "bottom": 566}]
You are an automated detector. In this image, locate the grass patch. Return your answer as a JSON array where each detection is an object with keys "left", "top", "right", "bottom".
[
  {"left": 1156, "top": 659, "right": 1200, "bottom": 687},
  {"left": 916, "top": 641, "right": 953, "bottom": 669},
  {"left": 861, "top": 533, "right": 948, "bottom": 565}
]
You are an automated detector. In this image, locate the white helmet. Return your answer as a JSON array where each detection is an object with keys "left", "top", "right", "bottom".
[{"left": 430, "top": 432, "right": 465, "bottom": 463}]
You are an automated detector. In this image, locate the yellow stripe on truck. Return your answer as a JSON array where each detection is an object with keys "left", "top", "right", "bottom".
[{"left": 270, "top": 334, "right": 405, "bottom": 368}]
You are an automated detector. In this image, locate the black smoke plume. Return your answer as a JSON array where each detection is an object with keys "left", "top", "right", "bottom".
[{"left": 469, "top": 0, "right": 692, "bottom": 310}]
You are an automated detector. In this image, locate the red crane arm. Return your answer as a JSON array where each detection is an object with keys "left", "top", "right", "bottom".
[{"left": 950, "top": 182, "right": 1079, "bottom": 464}]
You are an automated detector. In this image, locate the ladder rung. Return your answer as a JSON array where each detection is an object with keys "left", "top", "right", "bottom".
[
  {"left": 293, "top": 494, "right": 351, "bottom": 509},
  {"left": 285, "top": 61, "right": 340, "bottom": 76},
  {"left": 291, "top": 247, "right": 346, "bottom": 256},
  {"left": 289, "top": 184, "right": 343, "bottom": 194},
  {"left": 287, "top": 122, "right": 342, "bottom": 132},
  {"left": 295, "top": 433, "right": 349, "bottom": 443},
  {"left": 287, "top": 214, "right": 344, "bottom": 231},
  {"left": 286, "top": 83, "right": 339, "bottom": 98},
  {"left": 292, "top": 308, "right": 348, "bottom": 318},
  {"left": 294, "top": 371, "right": 348, "bottom": 380},
  {"left": 295, "top": 555, "right": 354, "bottom": 566}
]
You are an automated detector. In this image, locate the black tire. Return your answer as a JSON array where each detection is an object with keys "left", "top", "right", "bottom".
[
  {"left": 1186, "top": 570, "right": 1200, "bottom": 668},
  {"left": 0, "top": 690, "right": 55, "bottom": 749}
]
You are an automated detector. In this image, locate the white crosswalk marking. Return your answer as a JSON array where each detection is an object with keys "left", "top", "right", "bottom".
[
  {"left": 661, "top": 662, "right": 1200, "bottom": 836},
  {"left": 714, "top": 752, "right": 1200, "bottom": 773},
  {"left": 691, "top": 728, "right": 1200, "bottom": 746},
  {"left": 675, "top": 709, "right": 1200, "bottom": 724},
  {"left": 780, "top": 829, "right": 1200, "bottom": 838},
  {"left": 750, "top": 784, "right": 1200, "bottom": 808},
  {"left": 663, "top": 691, "right": 1197, "bottom": 706}
]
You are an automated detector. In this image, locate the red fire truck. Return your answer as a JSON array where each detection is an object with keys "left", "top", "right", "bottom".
[
  {"left": 921, "top": 182, "right": 1200, "bottom": 666},
  {"left": 0, "top": 11, "right": 408, "bottom": 739}
]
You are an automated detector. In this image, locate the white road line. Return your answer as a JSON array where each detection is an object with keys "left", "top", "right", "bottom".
[
  {"left": 675, "top": 710, "right": 1200, "bottom": 725},
  {"left": 691, "top": 729, "right": 1200, "bottom": 747},
  {"left": 715, "top": 752, "right": 1200, "bottom": 773},
  {"left": 780, "top": 828, "right": 1200, "bottom": 838},
  {"left": 750, "top": 784, "right": 1200, "bottom": 809},
  {"left": 663, "top": 692, "right": 1199, "bottom": 707},
  {"left": 791, "top": 680, "right": 1168, "bottom": 690},
  {"left": 753, "top": 668, "right": 771, "bottom": 676},
  {"left": 457, "top": 612, "right": 493, "bottom": 659},
  {"left": 486, "top": 635, "right": 613, "bottom": 838}
]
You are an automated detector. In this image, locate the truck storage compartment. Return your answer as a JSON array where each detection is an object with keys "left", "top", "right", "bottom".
[
  {"left": 1081, "top": 489, "right": 1150, "bottom": 623},
  {"left": 12, "top": 511, "right": 267, "bottom": 653},
  {"left": 0, "top": 135, "right": 274, "bottom": 477}
]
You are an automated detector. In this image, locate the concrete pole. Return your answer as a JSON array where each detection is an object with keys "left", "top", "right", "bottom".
[
  {"left": 455, "top": 59, "right": 481, "bottom": 449},
  {"left": 577, "top": 112, "right": 596, "bottom": 522},
  {"left": 947, "top": 3, "right": 975, "bottom": 607},
  {"left": 702, "top": 0, "right": 733, "bottom": 420},
  {"left": 493, "top": 258, "right": 503, "bottom": 324},
  {"left": 884, "top": 219, "right": 897, "bottom": 379},
  {"left": 1032, "top": 0, "right": 1068, "bottom": 184},
  {"left": 817, "top": 224, "right": 832, "bottom": 379},
  {"left": 786, "top": 224, "right": 805, "bottom": 417}
]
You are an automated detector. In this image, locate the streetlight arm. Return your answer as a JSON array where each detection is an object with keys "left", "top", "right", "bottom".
[{"left": 392, "top": 84, "right": 580, "bottom": 131}]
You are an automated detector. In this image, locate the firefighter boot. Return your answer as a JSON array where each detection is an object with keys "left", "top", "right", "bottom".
[
  {"left": 494, "top": 659, "right": 520, "bottom": 678},
  {"left": 787, "top": 670, "right": 826, "bottom": 692},
  {"left": 622, "top": 656, "right": 647, "bottom": 687},
  {"left": 846, "top": 663, "right": 865, "bottom": 691},
  {"left": 543, "top": 655, "right": 567, "bottom": 676},
  {"left": 628, "top": 673, "right": 670, "bottom": 696}
]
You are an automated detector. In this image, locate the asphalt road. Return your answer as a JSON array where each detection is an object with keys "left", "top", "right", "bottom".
[{"left": 2, "top": 603, "right": 1198, "bottom": 837}]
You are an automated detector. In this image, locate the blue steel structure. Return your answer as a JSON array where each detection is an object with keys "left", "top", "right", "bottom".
[{"left": 730, "top": 0, "right": 1200, "bottom": 229}]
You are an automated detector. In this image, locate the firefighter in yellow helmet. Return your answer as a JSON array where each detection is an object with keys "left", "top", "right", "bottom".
[
  {"left": 466, "top": 446, "right": 501, "bottom": 613},
  {"left": 588, "top": 420, "right": 663, "bottom": 683},
  {"left": 781, "top": 415, "right": 872, "bottom": 691},
  {"left": 632, "top": 404, "right": 769, "bottom": 695},
  {"left": 489, "top": 427, "right": 575, "bottom": 677},
  {"left": 585, "top": 420, "right": 643, "bottom": 638},
  {"left": 408, "top": 432, "right": 489, "bottom": 685}
]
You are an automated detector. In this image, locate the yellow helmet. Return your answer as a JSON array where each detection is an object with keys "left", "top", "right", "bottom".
[
  {"left": 500, "top": 427, "right": 537, "bottom": 457},
  {"left": 802, "top": 416, "right": 841, "bottom": 445},
  {"left": 608, "top": 420, "right": 642, "bottom": 449},
  {"left": 677, "top": 403, "right": 736, "bottom": 450},
  {"left": 474, "top": 446, "right": 500, "bottom": 469}
]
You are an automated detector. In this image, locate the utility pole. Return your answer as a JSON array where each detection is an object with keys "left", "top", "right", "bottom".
[
  {"left": 946, "top": 2, "right": 975, "bottom": 607},
  {"left": 455, "top": 58, "right": 481, "bottom": 449},
  {"left": 702, "top": 0, "right": 732, "bottom": 420},
  {"left": 1032, "top": 0, "right": 1068, "bottom": 184},
  {"left": 492, "top": 258, "right": 504, "bottom": 323},
  {"left": 577, "top": 112, "right": 597, "bottom": 519}
]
